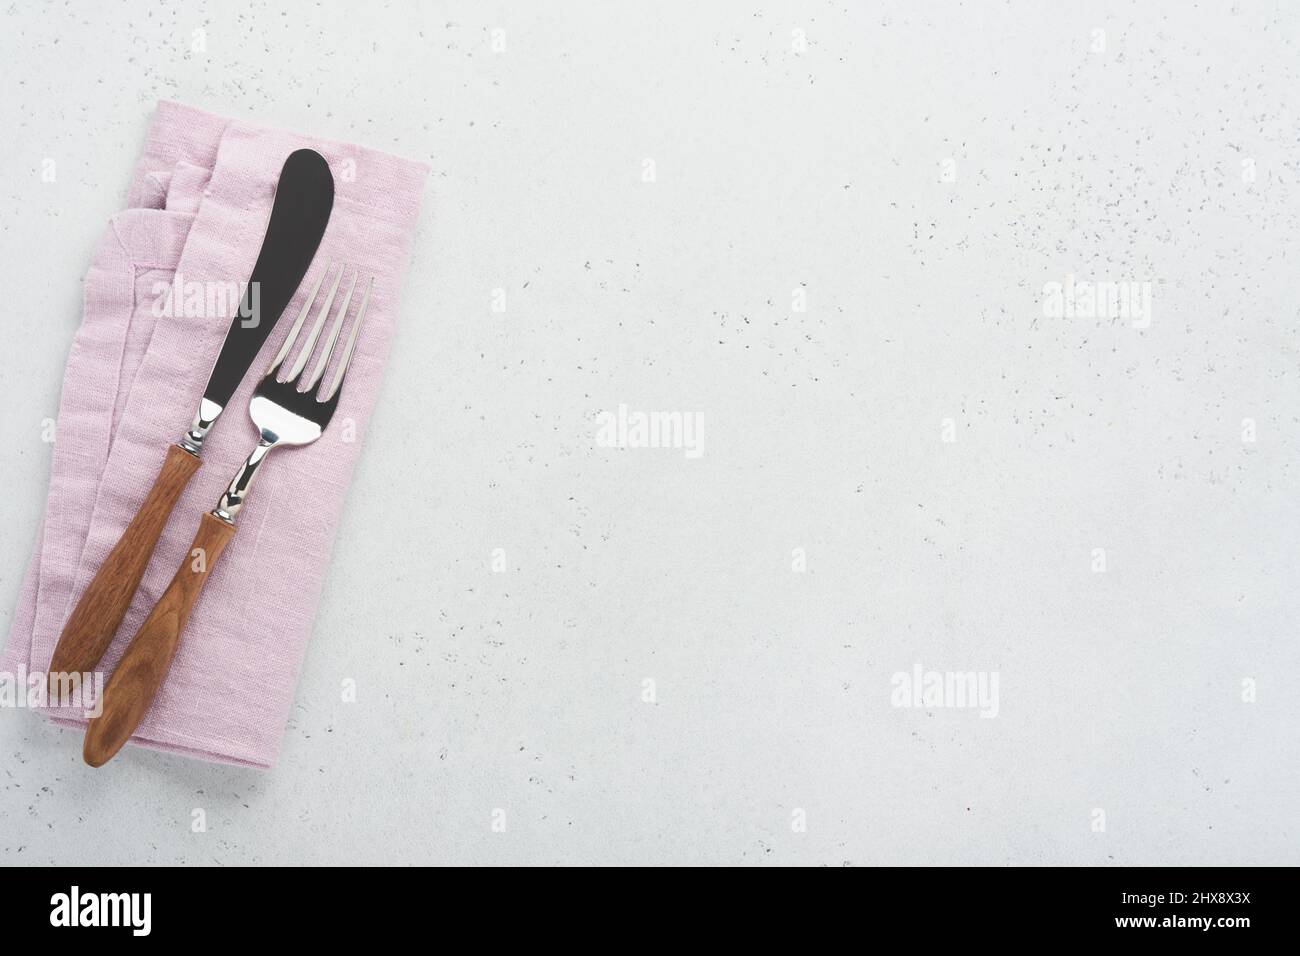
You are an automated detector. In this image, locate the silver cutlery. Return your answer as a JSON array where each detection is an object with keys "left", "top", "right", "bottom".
[
  {"left": 83, "top": 263, "right": 373, "bottom": 766},
  {"left": 48, "top": 150, "right": 334, "bottom": 696}
]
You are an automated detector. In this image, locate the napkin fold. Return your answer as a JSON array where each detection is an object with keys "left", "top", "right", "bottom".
[{"left": 2, "top": 101, "right": 428, "bottom": 767}]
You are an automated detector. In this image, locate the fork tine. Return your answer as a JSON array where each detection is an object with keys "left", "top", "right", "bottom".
[
  {"left": 285, "top": 263, "right": 344, "bottom": 384},
  {"left": 267, "top": 263, "right": 332, "bottom": 377},
  {"left": 303, "top": 269, "right": 358, "bottom": 392},
  {"left": 321, "top": 276, "right": 373, "bottom": 402}
]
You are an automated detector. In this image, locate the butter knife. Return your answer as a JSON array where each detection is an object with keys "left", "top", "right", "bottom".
[{"left": 48, "top": 148, "right": 335, "bottom": 695}]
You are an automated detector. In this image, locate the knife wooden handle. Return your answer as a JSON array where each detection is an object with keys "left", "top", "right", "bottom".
[
  {"left": 83, "top": 512, "right": 235, "bottom": 767},
  {"left": 48, "top": 444, "right": 201, "bottom": 696}
]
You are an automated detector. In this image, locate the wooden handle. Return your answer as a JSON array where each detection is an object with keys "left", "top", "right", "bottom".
[
  {"left": 48, "top": 444, "right": 201, "bottom": 696},
  {"left": 83, "top": 512, "right": 235, "bottom": 767}
]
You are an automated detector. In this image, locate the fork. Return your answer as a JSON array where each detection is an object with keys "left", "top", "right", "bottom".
[{"left": 83, "top": 263, "right": 374, "bottom": 767}]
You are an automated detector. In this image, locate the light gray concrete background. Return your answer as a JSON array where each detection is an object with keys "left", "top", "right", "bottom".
[{"left": 1, "top": 0, "right": 1297, "bottom": 866}]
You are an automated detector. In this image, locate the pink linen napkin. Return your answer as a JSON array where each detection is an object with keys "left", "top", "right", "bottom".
[{"left": 2, "top": 101, "right": 428, "bottom": 767}]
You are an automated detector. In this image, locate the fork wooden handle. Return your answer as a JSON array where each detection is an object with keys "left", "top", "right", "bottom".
[
  {"left": 83, "top": 512, "right": 235, "bottom": 767},
  {"left": 48, "top": 445, "right": 202, "bottom": 693}
]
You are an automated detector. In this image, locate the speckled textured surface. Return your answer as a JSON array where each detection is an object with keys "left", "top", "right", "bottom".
[{"left": 2, "top": 1, "right": 1298, "bottom": 865}]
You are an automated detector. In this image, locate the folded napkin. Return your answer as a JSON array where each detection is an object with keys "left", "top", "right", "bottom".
[{"left": 2, "top": 101, "right": 428, "bottom": 767}]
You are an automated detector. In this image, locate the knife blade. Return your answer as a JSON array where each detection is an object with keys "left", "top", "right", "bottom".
[{"left": 181, "top": 147, "right": 336, "bottom": 451}]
